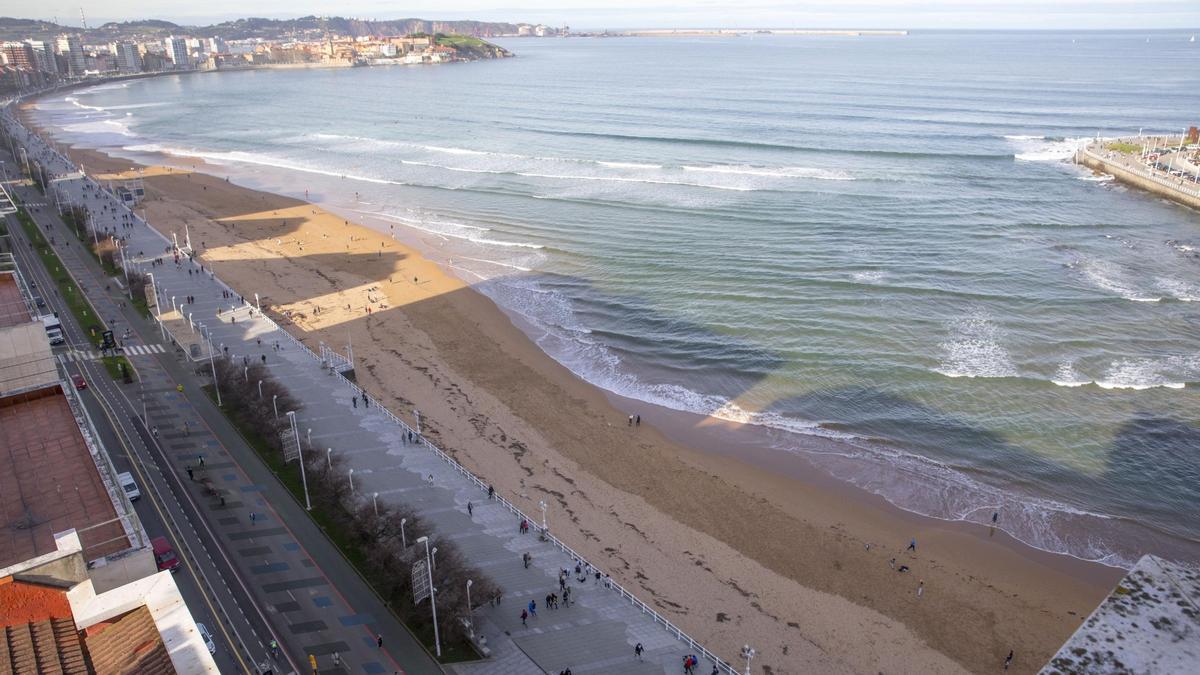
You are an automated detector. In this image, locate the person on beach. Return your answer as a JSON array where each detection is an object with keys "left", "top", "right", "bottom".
[
  {"left": 628, "top": 415, "right": 633, "bottom": 426},
  {"left": 992, "top": 512, "right": 999, "bottom": 524},
  {"left": 636, "top": 414, "right": 641, "bottom": 426},
  {"left": 907, "top": 538, "right": 917, "bottom": 552},
  {"left": 889, "top": 558, "right": 896, "bottom": 569},
  {"left": 917, "top": 580, "right": 924, "bottom": 597},
  {"left": 1004, "top": 651, "right": 1013, "bottom": 670}
]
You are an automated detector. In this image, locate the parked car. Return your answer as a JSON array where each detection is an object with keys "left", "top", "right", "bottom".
[
  {"left": 196, "top": 623, "right": 215, "bottom": 654},
  {"left": 151, "top": 536, "right": 180, "bottom": 573},
  {"left": 117, "top": 472, "right": 140, "bottom": 502}
]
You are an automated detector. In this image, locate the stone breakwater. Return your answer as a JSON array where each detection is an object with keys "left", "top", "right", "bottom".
[{"left": 1075, "top": 142, "right": 1200, "bottom": 211}]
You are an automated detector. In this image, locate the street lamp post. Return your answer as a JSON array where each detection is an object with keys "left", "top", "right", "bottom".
[
  {"left": 287, "top": 411, "right": 311, "bottom": 510},
  {"left": 348, "top": 468, "right": 355, "bottom": 492},
  {"left": 539, "top": 500, "right": 548, "bottom": 534},
  {"left": 400, "top": 518, "right": 407, "bottom": 548},
  {"left": 207, "top": 332, "right": 221, "bottom": 407},
  {"left": 372, "top": 492, "right": 379, "bottom": 516},
  {"left": 257, "top": 380, "right": 263, "bottom": 399},
  {"left": 272, "top": 394, "right": 278, "bottom": 419},
  {"left": 306, "top": 428, "right": 311, "bottom": 446},
  {"left": 465, "top": 579, "right": 474, "bottom": 634},
  {"left": 326, "top": 447, "right": 332, "bottom": 470},
  {"left": 414, "top": 409, "right": 421, "bottom": 435},
  {"left": 416, "top": 536, "right": 442, "bottom": 657},
  {"left": 741, "top": 645, "right": 756, "bottom": 675},
  {"left": 244, "top": 366, "right": 249, "bottom": 382}
]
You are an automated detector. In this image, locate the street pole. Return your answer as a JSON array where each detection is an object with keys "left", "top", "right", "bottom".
[
  {"left": 326, "top": 447, "right": 332, "bottom": 470},
  {"left": 466, "top": 579, "right": 474, "bottom": 633},
  {"left": 208, "top": 332, "right": 222, "bottom": 407},
  {"left": 372, "top": 492, "right": 379, "bottom": 516},
  {"left": 414, "top": 409, "right": 421, "bottom": 435},
  {"left": 742, "top": 645, "right": 755, "bottom": 675},
  {"left": 417, "top": 536, "right": 442, "bottom": 658},
  {"left": 273, "top": 394, "right": 278, "bottom": 419},
  {"left": 258, "top": 380, "right": 263, "bottom": 399},
  {"left": 288, "top": 411, "right": 312, "bottom": 511},
  {"left": 539, "top": 500, "right": 547, "bottom": 533},
  {"left": 400, "top": 518, "right": 407, "bottom": 548},
  {"left": 348, "top": 468, "right": 355, "bottom": 492}
]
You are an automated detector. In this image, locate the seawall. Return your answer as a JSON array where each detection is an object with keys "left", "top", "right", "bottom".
[{"left": 1075, "top": 146, "right": 1200, "bottom": 211}]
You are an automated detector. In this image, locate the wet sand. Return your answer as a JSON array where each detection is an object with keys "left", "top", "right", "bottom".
[{"left": 28, "top": 104, "right": 1121, "bottom": 674}]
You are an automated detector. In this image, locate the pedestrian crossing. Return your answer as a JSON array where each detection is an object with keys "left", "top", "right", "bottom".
[{"left": 59, "top": 343, "right": 167, "bottom": 362}]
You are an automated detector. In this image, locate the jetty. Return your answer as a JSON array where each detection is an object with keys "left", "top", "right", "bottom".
[{"left": 1075, "top": 135, "right": 1200, "bottom": 210}]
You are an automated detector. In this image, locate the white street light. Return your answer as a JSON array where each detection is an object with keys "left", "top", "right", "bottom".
[
  {"left": 326, "top": 447, "right": 332, "bottom": 470},
  {"left": 400, "top": 518, "right": 407, "bottom": 548},
  {"left": 257, "top": 380, "right": 263, "bottom": 399},
  {"left": 539, "top": 499, "right": 548, "bottom": 533},
  {"left": 416, "top": 536, "right": 441, "bottom": 657},
  {"left": 348, "top": 468, "right": 355, "bottom": 492},
  {"left": 431, "top": 547, "right": 438, "bottom": 572},
  {"left": 414, "top": 409, "right": 421, "bottom": 434},
  {"left": 272, "top": 394, "right": 278, "bottom": 419},
  {"left": 207, "top": 331, "right": 221, "bottom": 407},
  {"left": 742, "top": 645, "right": 756, "bottom": 675},
  {"left": 287, "top": 411, "right": 311, "bottom": 511},
  {"left": 306, "top": 428, "right": 311, "bottom": 446},
  {"left": 372, "top": 492, "right": 379, "bottom": 516},
  {"left": 244, "top": 366, "right": 249, "bottom": 382},
  {"left": 466, "top": 579, "right": 474, "bottom": 633},
  {"left": 171, "top": 295, "right": 176, "bottom": 313}
]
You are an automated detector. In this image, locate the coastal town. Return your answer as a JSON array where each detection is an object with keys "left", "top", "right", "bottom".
[
  {"left": 1076, "top": 128, "right": 1200, "bottom": 209},
  {"left": 0, "top": 16, "right": 532, "bottom": 92}
]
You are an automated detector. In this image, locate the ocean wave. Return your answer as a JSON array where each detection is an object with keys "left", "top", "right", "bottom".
[
  {"left": 1156, "top": 277, "right": 1200, "bottom": 302},
  {"left": 935, "top": 312, "right": 1017, "bottom": 379},
  {"left": 1071, "top": 257, "right": 1163, "bottom": 302},
  {"left": 1052, "top": 361, "right": 1091, "bottom": 387},
  {"left": 1008, "top": 135, "right": 1088, "bottom": 162},
  {"left": 1078, "top": 173, "right": 1115, "bottom": 182},
  {"left": 682, "top": 164, "right": 853, "bottom": 181},
  {"left": 1094, "top": 356, "right": 1196, "bottom": 390},
  {"left": 354, "top": 209, "right": 544, "bottom": 249}
]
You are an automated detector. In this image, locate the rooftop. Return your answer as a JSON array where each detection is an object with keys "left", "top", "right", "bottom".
[
  {"left": 0, "top": 271, "right": 31, "bottom": 329},
  {"left": 0, "top": 321, "right": 57, "bottom": 396},
  {"left": 1041, "top": 554, "right": 1200, "bottom": 674},
  {"left": 0, "top": 388, "right": 130, "bottom": 568}
]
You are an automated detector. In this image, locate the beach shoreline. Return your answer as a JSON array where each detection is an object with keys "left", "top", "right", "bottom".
[{"left": 22, "top": 101, "right": 1121, "bottom": 673}]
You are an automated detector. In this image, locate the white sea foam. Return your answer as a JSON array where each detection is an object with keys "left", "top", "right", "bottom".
[
  {"left": 850, "top": 270, "right": 886, "bottom": 284},
  {"left": 1156, "top": 277, "right": 1200, "bottom": 302},
  {"left": 1095, "top": 356, "right": 1196, "bottom": 390},
  {"left": 1008, "top": 135, "right": 1089, "bottom": 162},
  {"left": 1052, "top": 361, "right": 1091, "bottom": 387},
  {"left": 682, "top": 164, "right": 853, "bottom": 180},
  {"left": 1072, "top": 258, "right": 1162, "bottom": 302},
  {"left": 355, "top": 210, "right": 544, "bottom": 249},
  {"left": 935, "top": 312, "right": 1018, "bottom": 379},
  {"left": 1078, "top": 173, "right": 1115, "bottom": 182},
  {"left": 512, "top": 171, "right": 756, "bottom": 191},
  {"left": 597, "top": 161, "right": 663, "bottom": 170}
]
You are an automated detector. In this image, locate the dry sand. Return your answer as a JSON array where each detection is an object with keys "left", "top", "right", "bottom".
[{"left": 39, "top": 112, "right": 1120, "bottom": 673}]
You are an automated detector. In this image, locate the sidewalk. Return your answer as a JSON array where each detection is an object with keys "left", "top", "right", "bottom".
[
  {"left": 9, "top": 115, "right": 738, "bottom": 675},
  {"left": 4, "top": 125, "right": 443, "bottom": 675}
]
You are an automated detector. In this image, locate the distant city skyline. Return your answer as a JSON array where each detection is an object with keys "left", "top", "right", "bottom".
[{"left": 0, "top": 0, "right": 1197, "bottom": 31}]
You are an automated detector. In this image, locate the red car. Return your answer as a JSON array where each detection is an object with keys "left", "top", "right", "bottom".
[
  {"left": 72, "top": 374, "right": 87, "bottom": 390},
  {"left": 152, "top": 536, "right": 180, "bottom": 573}
]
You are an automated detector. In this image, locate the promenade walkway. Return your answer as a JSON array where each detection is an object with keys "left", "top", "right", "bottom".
[{"left": 5, "top": 113, "right": 738, "bottom": 675}]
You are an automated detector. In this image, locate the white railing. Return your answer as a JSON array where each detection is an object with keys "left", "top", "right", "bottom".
[
  {"left": 1079, "top": 143, "right": 1200, "bottom": 199},
  {"left": 7, "top": 114, "right": 742, "bottom": 675}
]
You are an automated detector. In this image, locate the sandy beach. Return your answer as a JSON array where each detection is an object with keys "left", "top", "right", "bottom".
[{"left": 28, "top": 104, "right": 1121, "bottom": 673}]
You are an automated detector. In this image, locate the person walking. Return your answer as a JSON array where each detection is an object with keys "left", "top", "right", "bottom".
[
  {"left": 917, "top": 580, "right": 924, "bottom": 597},
  {"left": 907, "top": 538, "right": 917, "bottom": 552},
  {"left": 332, "top": 652, "right": 340, "bottom": 667},
  {"left": 376, "top": 634, "right": 383, "bottom": 649},
  {"left": 1004, "top": 650, "right": 1014, "bottom": 670},
  {"left": 523, "top": 552, "right": 531, "bottom": 569},
  {"left": 467, "top": 501, "right": 473, "bottom": 516},
  {"left": 528, "top": 599, "right": 537, "bottom": 617},
  {"left": 520, "top": 609, "right": 528, "bottom": 626},
  {"left": 635, "top": 643, "right": 644, "bottom": 661}
]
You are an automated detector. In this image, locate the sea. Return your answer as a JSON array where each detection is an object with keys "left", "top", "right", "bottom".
[{"left": 31, "top": 31, "right": 1200, "bottom": 568}]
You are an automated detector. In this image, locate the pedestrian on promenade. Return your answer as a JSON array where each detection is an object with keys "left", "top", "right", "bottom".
[
  {"left": 520, "top": 609, "right": 527, "bottom": 626},
  {"left": 187, "top": 467, "right": 194, "bottom": 480},
  {"left": 563, "top": 587, "right": 571, "bottom": 607},
  {"left": 467, "top": 501, "right": 473, "bottom": 516},
  {"left": 376, "top": 634, "right": 383, "bottom": 649},
  {"left": 332, "top": 652, "right": 339, "bottom": 667},
  {"left": 907, "top": 538, "right": 917, "bottom": 552},
  {"left": 352, "top": 395, "right": 358, "bottom": 408},
  {"left": 488, "top": 484, "right": 495, "bottom": 499},
  {"left": 528, "top": 599, "right": 537, "bottom": 617},
  {"left": 199, "top": 454, "right": 205, "bottom": 467},
  {"left": 250, "top": 512, "right": 257, "bottom": 524},
  {"left": 635, "top": 643, "right": 644, "bottom": 660},
  {"left": 523, "top": 552, "right": 531, "bottom": 569},
  {"left": 546, "top": 593, "right": 554, "bottom": 609}
]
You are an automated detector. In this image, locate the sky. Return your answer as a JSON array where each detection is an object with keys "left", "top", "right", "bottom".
[{"left": 1, "top": 0, "right": 1197, "bottom": 31}]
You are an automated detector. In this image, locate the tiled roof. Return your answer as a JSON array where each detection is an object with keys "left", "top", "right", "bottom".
[
  {"left": 0, "top": 618, "right": 88, "bottom": 675},
  {"left": 82, "top": 606, "right": 175, "bottom": 675}
]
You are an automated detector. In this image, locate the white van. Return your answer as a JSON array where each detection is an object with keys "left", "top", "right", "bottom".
[{"left": 117, "top": 471, "right": 140, "bottom": 502}]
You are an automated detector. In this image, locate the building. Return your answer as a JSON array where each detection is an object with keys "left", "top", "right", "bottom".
[
  {"left": 206, "top": 36, "right": 228, "bottom": 54},
  {"left": 0, "top": 530, "right": 219, "bottom": 674},
  {"left": 112, "top": 41, "right": 141, "bottom": 74},
  {"left": 163, "top": 36, "right": 189, "bottom": 68},
  {"left": 1, "top": 42, "right": 38, "bottom": 72},
  {"left": 27, "top": 40, "right": 59, "bottom": 76},
  {"left": 1041, "top": 555, "right": 1199, "bottom": 674},
  {"left": 55, "top": 34, "right": 86, "bottom": 77}
]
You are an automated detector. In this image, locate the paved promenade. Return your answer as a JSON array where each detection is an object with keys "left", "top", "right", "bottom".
[{"left": 6, "top": 113, "right": 739, "bottom": 675}]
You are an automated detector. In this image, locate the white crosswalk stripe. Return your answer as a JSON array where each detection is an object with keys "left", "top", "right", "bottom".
[{"left": 58, "top": 344, "right": 166, "bottom": 361}]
